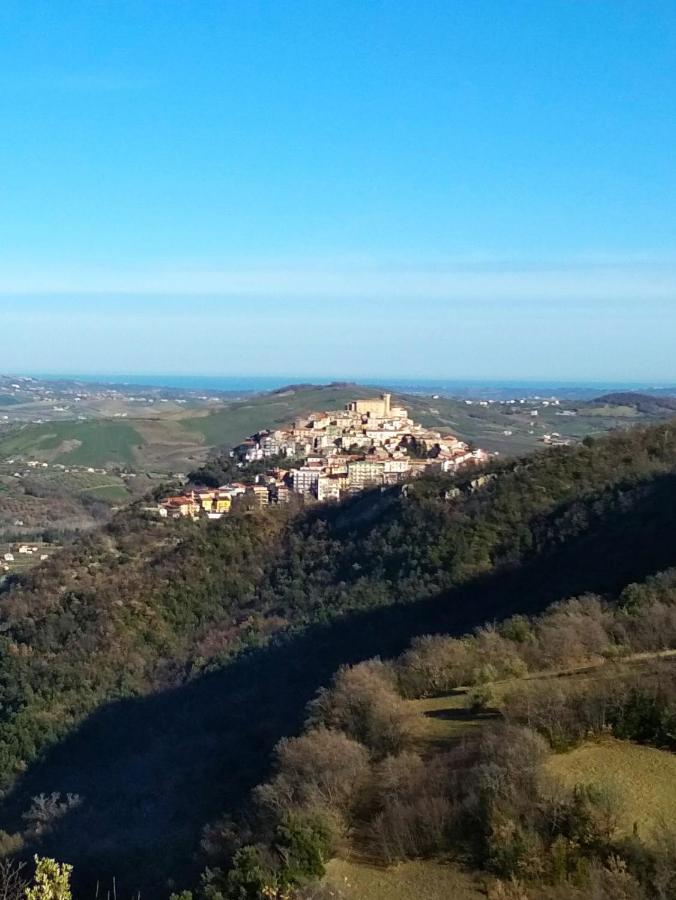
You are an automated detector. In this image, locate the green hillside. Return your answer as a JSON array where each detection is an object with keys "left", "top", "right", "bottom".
[
  {"left": 231, "top": 574, "right": 676, "bottom": 900},
  {"left": 3, "top": 383, "right": 675, "bottom": 475},
  {"left": 183, "top": 383, "right": 659, "bottom": 456},
  {"left": 181, "top": 384, "right": 382, "bottom": 446},
  {"left": 1, "top": 422, "right": 676, "bottom": 895},
  {"left": 323, "top": 859, "right": 484, "bottom": 900},
  {"left": 0, "top": 420, "right": 143, "bottom": 467},
  {"left": 548, "top": 739, "right": 676, "bottom": 844}
]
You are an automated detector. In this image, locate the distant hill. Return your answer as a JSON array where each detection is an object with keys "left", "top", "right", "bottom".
[
  {"left": 593, "top": 390, "right": 676, "bottom": 415},
  {"left": 4, "top": 381, "right": 676, "bottom": 478}
]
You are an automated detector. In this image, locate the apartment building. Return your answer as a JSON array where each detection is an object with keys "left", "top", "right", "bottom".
[{"left": 291, "top": 465, "right": 322, "bottom": 495}]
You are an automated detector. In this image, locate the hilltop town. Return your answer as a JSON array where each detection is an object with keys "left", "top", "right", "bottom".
[{"left": 159, "top": 392, "right": 488, "bottom": 519}]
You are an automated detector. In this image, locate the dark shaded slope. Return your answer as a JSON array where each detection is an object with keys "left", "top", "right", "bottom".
[{"left": 5, "top": 471, "right": 676, "bottom": 896}]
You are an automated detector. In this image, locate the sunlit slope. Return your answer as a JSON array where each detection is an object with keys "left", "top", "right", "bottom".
[{"left": 3, "top": 382, "right": 675, "bottom": 471}]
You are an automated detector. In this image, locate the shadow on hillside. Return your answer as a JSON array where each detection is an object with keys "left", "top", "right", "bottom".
[
  {"left": 424, "top": 706, "right": 498, "bottom": 723},
  {"left": 4, "top": 472, "right": 676, "bottom": 897}
]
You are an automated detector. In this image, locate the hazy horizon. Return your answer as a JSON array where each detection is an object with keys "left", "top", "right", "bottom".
[{"left": 10, "top": 371, "right": 676, "bottom": 392}]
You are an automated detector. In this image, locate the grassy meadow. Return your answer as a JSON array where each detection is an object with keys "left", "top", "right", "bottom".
[
  {"left": 548, "top": 739, "right": 676, "bottom": 843},
  {"left": 322, "top": 858, "right": 485, "bottom": 900}
]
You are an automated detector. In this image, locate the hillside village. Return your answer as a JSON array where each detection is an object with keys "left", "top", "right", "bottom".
[{"left": 159, "top": 393, "right": 489, "bottom": 519}]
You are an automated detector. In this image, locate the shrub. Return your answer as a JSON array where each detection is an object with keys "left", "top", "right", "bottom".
[
  {"left": 486, "top": 814, "right": 546, "bottom": 880},
  {"left": 531, "top": 596, "right": 612, "bottom": 670},
  {"left": 0, "top": 831, "right": 23, "bottom": 859},
  {"left": 649, "top": 823, "right": 676, "bottom": 900},
  {"left": 221, "top": 846, "right": 277, "bottom": 900},
  {"left": 466, "top": 682, "right": 495, "bottom": 712},
  {"left": 275, "top": 815, "right": 332, "bottom": 888},
  {"left": 587, "top": 856, "right": 646, "bottom": 900},
  {"left": 367, "top": 751, "right": 459, "bottom": 862},
  {"left": 25, "top": 857, "right": 73, "bottom": 900},
  {"left": 486, "top": 877, "right": 530, "bottom": 900},
  {"left": 308, "top": 661, "right": 414, "bottom": 756},
  {"left": 397, "top": 629, "right": 527, "bottom": 698},
  {"left": 498, "top": 615, "right": 534, "bottom": 645},
  {"left": 397, "top": 635, "right": 473, "bottom": 697},
  {"left": 609, "top": 687, "right": 676, "bottom": 749},
  {"left": 22, "top": 793, "right": 82, "bottom": 837},
  {"left": 550, "top": 783, "right": 621, "bottom": 852},
  {"left": 0, "top": 859, "right": 27, "bottom": 900},
  {"left": 255, "top": 728, "right": 370, "bottom": 822}
]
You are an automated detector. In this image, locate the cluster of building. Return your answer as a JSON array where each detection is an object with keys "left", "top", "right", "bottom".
[
  {"left": 158, "top": 481, "right": 292, "bottom": 519},
  {"left": 2, "top": 543, "right": 50, "bottom": 572},
  {"left": 158, "top": 393, "right": 489, "bottom": 519}
]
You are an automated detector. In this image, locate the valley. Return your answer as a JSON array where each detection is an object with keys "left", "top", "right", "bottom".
[{"left": 3, "top": 376, "right": 676, "bottom": 555}]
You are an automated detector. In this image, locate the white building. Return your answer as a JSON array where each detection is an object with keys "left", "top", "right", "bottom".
[{"left": 292, "top": 466, "right": 322, "bottom": 495}]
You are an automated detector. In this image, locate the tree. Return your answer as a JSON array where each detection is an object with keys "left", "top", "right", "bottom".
[
  {"left": 255, "top": 728, "right": 369, "bottom": 819},
  {"left": 308, "top": 661, "right": 415, "bottom": 756},
  {"left": 25, "top": 857, "right": 72, "bottom": 900},
  {"left": 0, "top": 860, "right": 26, "bottom": 900}
]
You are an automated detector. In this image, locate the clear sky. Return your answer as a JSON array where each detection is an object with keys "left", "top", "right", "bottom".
[{"left": 1, "top": 1, "right": 675, "bottom": 380}]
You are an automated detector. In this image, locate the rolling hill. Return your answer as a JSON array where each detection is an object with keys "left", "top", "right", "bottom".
[
  {"left": 0, "top": 422, "right": 676, "bottom": 895},
  {"left": 3, "top": 382, "right": 676, "bottom": 475},
  {"left": 0, "top": 420, "right": 144, "bottom": 468}
]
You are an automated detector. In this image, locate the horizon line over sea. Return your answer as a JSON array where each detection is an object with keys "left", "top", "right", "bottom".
[{"left": 12, "top": 373, "right": 676, "bottom": 399}]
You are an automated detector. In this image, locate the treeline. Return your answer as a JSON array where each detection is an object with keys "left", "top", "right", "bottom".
[
  {"left": 397, "top": 568, "right": 676, "bottom": 697},
  {"left": 187, "top": 453, "right": 298, "bottom": 488},
  {"left": 203, "top": 570, "right": 676, "bottom": 899},
  {"left": 1, "top": 423, "right": 676, "bottom": 891},
  {"left": 257, "top": 424, "right": 676, "bottom": 620}
]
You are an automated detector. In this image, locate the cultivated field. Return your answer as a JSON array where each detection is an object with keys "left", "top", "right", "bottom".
[
  {"left": 0, "top": 420, "right": 144, "bottom": 468},
  {"left": 1, "top": 382, "right": 660, "bottom": 475}
]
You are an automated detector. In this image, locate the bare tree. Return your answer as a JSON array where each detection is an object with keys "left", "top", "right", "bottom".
[
  {"left": 0, "top": 859, "right": 27, "bottom": 900},
  {"left": 308, "top": 660, "right": 415, "bottom": 756}
]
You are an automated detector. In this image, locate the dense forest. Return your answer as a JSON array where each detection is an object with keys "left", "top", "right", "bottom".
[{"left": 1, "top": 423, "right": 676, "bottom": 894}]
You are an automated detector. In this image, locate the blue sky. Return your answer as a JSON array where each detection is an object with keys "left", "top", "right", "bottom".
[{"left": 1, "top": 1, "right": 675, "bottom": 380}]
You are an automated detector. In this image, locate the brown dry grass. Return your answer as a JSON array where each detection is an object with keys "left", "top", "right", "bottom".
[{"left": 322, "top": 858, "right": 485, "bottom": 900}]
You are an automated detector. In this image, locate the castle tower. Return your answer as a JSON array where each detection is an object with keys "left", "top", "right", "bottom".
[{"left": 382, "top": 392, "right": 391, "bottom": 416}]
